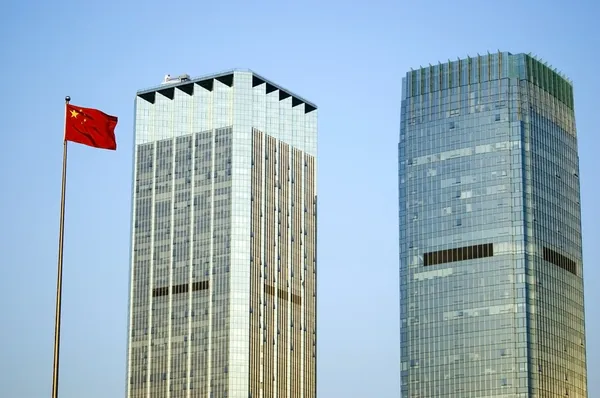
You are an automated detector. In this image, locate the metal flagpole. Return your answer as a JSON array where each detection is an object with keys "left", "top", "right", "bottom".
[{"left": 51, "top": 95, "right": 70, "bottom": 398}]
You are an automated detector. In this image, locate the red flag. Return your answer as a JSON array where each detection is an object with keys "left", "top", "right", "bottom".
[{"left": 65, "top": 104, "right": 118, "bottom": 150}]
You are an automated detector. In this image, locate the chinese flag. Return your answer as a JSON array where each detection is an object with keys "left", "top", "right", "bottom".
[{"left": 65, "top": 104, "right": 118, "bottom": 150}]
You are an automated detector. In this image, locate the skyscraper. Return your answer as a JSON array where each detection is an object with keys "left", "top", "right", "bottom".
[
  {"left": 126, "top": 70, "right": 317, "bottom": 398},
  {"left": 398, "top": 52, "right": 587, "bottom": 397}
]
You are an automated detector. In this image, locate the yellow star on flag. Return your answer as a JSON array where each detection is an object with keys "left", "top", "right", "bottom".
[{"left": 70, "top": 109, "right": 79, "bottom": 118}]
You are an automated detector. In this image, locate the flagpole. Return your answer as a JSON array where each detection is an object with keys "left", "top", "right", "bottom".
[{"left": 51, "top": 95, "right": 70, "bottom": 398}]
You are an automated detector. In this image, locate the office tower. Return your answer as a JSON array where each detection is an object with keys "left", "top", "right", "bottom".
[
  {"left": 127, "top": 70, "right": 317, "bottom": 398},
  {"left": 398, "top": 52, "right": 587, "bottom": 397}
]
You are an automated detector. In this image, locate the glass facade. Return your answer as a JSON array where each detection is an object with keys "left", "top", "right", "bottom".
[
  {"left": 127, "top": 70, "right": 317, "bottom": 398},
  {"left": 399, "top": 52, "right": 587, "bottom": 397}
]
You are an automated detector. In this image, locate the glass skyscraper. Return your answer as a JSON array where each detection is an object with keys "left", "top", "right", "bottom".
[
  {"left": 126, "top": 70, "right": 317, "bottom": 398},
  {"left": 398, "top": 52, "right": 587, "bottom": 397}
]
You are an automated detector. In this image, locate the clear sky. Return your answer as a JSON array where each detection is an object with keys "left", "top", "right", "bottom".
[{"left": 1, "top": 0, "right": 598, "bottom": 397}]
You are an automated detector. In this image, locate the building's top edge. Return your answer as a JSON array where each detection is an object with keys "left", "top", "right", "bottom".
[
  {"left": 136, "top": 68, "right": 237, "bottom": 94},
  {"left": 250, "top": 71, "right": 318, "bottom": 109},
  {"left": 407, "top": 51, "right": 572, "bottom": 83},
  {"left": 136, "top": 69, "right": 318, "bottom": 109},
  {"left": 523, "top": 52, "right": 572, "bottom": 84}
]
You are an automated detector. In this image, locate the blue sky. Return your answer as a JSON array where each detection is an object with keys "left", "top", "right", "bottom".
[{"left": 1, "top": 0, "right": 599, "bottom": 397}]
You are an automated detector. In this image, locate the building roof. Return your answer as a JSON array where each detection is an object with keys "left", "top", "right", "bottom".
[{"left": 136, "top": 69, "right": 317, "bottom": 113}]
